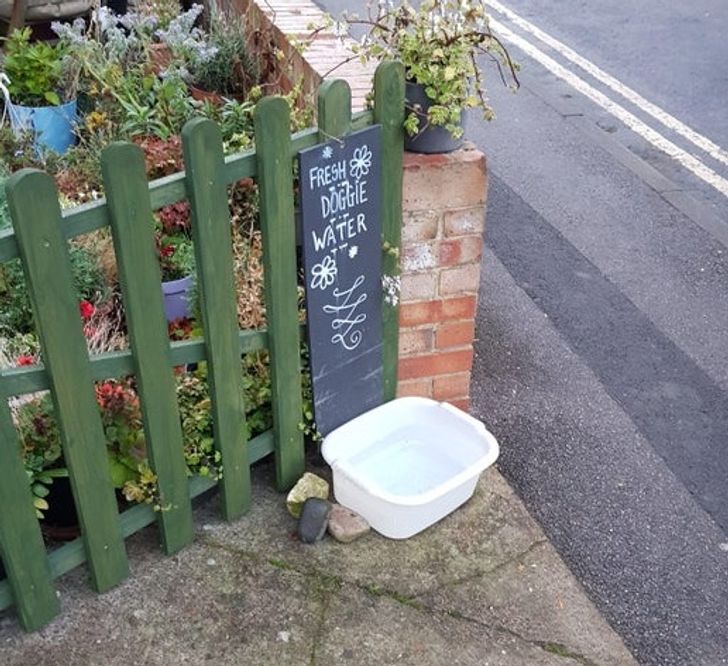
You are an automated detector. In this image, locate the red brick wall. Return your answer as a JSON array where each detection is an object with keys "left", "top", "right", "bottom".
[{"left": 396, "top": 146, "right": 488, "bottom": 412}]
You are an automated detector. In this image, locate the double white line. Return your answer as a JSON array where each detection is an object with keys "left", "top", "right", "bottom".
[{"left": 488, "top": 0, "right": 728, "bottom": 199}]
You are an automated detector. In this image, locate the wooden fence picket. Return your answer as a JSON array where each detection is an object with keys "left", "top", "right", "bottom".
[
  {"left": 182, "top": 118, "right": 252, "bottom": 520},
  {"left": 0, "top": 399, "right": 59, "bottom": 630},
  {"left": 101, "top": 144, "right": 195, "bottom": 555},
  {"left": 254, "top": 97, "right": 306, "bottom": 491},
  {"left": 6, "top": 169, "right": 129, "bottom": 592},
  {"left": 373, "top": 62, "right": 406, "bottom": 401},
  {"left": 318, "top": 79, "right": 352, "bottom": 139}
]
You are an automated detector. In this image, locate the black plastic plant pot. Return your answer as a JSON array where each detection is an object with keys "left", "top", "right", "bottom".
[
  {"left": 40, "top": 476, "right": 81, "bottom": 542},
  {"left": 404, "top": 81, "right": 464, "bottom": 154}
]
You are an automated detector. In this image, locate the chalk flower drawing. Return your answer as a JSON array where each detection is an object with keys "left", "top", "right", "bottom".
[
  {"left": 348, "top": 245, "right": 359, "bottom": 259},
  {"left": 310, "top": 254, "right": 338, "bottom": 290},
  {"left": 349, "top": 145, "right": 372, "bottom": 179},
  {"left": 323, "top": 275, "right": 367, "bottom": 350},
  {"left": 382, "top": 274, "right": 401, "bottom": 306},
  {"left": 322, "top": 145, "right": 334, "bottom": 160}
]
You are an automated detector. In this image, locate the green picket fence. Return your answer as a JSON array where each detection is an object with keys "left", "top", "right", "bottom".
[{"left": 0, "top": 62, "right": 405, "bottom": 632}]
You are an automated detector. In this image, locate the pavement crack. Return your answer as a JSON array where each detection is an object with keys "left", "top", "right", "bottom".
[
  {"left": 441, "top": 608, "right": 599, "bottom": 665},
  {"left": 200, "top": 537, "right": 596, "bottom": 664},
  {"left": 308, "top": 575, "right": 339, "bottom": 666},
  {"left": 420, "top": 538, "right": 548, "bottom": 596}
]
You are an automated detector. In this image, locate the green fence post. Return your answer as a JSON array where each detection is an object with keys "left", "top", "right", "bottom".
[
  {"left": 254, "top": 96, "right": 305, "bottom": 491},
  {"left": 0, "top": 398, "right": 59, "bottom": 630},
  {"left": 373, "top": 61, "right": 405, "bottom": 401},
  {"left": 182, "top": 117, "right": 251, "bottom": 519},
  {"left": 101, "top": 144, "right": 194, "bottom": 555},
  {"left": 318, "top": 79, "right": 352, "bottom": 139},
  {"left": 6, "top": 169, "right": 129, "bottom": 592}
]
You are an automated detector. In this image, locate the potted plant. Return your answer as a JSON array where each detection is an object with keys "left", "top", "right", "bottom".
[
  {"left": 0, "top": 28, "right": 80, "bottom": 155},
  {"left": 156, "top": 204, "right": 196, "bottom": 322},
  {"left": 328, "top": 0, "right": 519, "bottom": 153}
]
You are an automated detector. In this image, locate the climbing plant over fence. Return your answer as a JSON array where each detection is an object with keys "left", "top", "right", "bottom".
[{"left": 0, "top": 61, "right": 405, "bottom": 632}]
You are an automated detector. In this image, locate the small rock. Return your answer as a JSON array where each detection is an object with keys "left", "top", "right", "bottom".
[
  {"left": 277, "top": 630, "right": 291, "bottom": 643},
  {"left": 286, "top": 472, "right": 329, "bottom": 518},
  {"left": 298, "top": 498, "right": 331, "bottom": 544},
  {"left": 327, "top": 504, "right": 370, "bottom": 543}
]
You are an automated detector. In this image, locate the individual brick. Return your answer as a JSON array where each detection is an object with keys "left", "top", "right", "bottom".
[
  {"left": 433, "top": 372, "right": 471, "bottom": 400},
  {"left": 400, "top": 272, "right": 438, "bottom": 301},
  {"left": 435, "top": 321, "right": 476, "bottom": 349},
  {"left": 402, "top": 210, "right": 440, "bottom": 242},
  {"left": 399, "top": 296, "right": 476, "bottom": 327},
  {"left": 398, "top": 327, "right": 434, "bottom": 356},
  {"left": 397, "top": 378, "right": 433, "bottom": 398},
  {"left": 440, "top": 295, "right": 477, "bottom": 321},
  {"left": 402, "top": 241, "right": 438, "bottom": 272},
  {"left": 438, "top": 236, "right": 483, "bottom": 267},
  {"left": 440, "top": 263, "right": 481, "bottom": 295},
  {"left": 443, "top": 206, "right": 486, "bottom": 237},
  {"left": 446, "top": 397, "right": 471, "bottom": 413},
  {"left": 398, "top": 349, "right": 474, "bottom": 381}
]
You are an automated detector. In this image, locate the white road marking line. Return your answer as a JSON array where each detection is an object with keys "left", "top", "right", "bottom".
[
  {"left": 489, "top": 0, "right": 728, "bottom": 169},
  {"left": 489, "top": 18, "right": 728, "bottom": 200}
]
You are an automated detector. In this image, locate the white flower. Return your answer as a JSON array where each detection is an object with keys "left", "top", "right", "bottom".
[
  {"left": 310, "top": 254, "right": 338, "bottom": 291},
  {"left": 322, "top": 145, "right": 334, "bottom": 159},
  {"left": 349, "top": 145, "right": 372, "bottom": 179},
  {"left": 382, "top": 274, "right": 401, "bottom": 306},
  {"left": 348, "top": 245, "right": 359, "bottom": 259}
]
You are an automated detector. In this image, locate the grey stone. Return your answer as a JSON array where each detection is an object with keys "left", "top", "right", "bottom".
[
  {"left": 286, "top": 472, "right": 330, "bottom": 518},
  {"left": 298, "top": 498, "right": 331, "bottom": 544},
  {"left": 327, "top": 504, "right": 370, "bottom": 543}
]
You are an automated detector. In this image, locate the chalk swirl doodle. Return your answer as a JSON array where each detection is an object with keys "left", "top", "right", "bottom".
[{"left": 322, "top": 275, "right": 367, "bottom": 351}]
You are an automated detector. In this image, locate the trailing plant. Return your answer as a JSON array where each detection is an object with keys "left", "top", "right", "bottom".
[{"left": 319, "top": 0, "right": 519, "bottom": 138}]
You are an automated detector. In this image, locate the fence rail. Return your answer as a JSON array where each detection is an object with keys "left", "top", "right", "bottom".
[{"left": 0, "top": 62, "right": 405, "bottom": 631}]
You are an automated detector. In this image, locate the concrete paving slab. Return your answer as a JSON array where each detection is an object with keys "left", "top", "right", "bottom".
[{"left": 0, "top": 462, "right": 636, "bottom": 665}]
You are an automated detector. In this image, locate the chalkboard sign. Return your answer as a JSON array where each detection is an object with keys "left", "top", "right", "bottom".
[{"left": 298, "top": 125, "right": 383, "bottom": 436}]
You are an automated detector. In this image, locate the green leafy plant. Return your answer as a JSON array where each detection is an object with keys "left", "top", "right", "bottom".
[
  {"left": 321, "top": 0, "right": 519, "bottom": 138},
  {"left": 1, "top": 28, "right": 71, "bottom": 106},
  {"left": 0, "top": 244, "right": 106, "bottom": 336},
  {"left": 15, "top": 394, "right": 66, "bottom": 518},
  {"left": 156, "top": 230, "right": 195, "bottom": 282}
]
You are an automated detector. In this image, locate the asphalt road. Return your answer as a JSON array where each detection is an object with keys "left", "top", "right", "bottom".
[{"left": 315, "top": 1, "right": 728, "bottom": 663}]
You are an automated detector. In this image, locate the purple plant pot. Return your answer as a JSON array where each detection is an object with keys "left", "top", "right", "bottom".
[{"left": 162, "top": 274, "right": 194, "bottom": 322}]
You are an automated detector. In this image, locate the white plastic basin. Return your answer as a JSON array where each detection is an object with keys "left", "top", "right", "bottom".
[{"left": 321, "top": 397, "right": 500, "bottom": 539}]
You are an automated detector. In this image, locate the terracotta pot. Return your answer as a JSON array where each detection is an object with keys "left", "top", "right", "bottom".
[
  {"left": 188, "top": 84, "right": 225, "bottom": 107},
  {"left": 148, "top": 43, "right": 173, "bottom": 75}
]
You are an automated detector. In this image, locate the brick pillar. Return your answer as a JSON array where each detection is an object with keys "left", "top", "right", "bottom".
[{"left": 396, "top": 144, "right": 488, "bottom": 412}]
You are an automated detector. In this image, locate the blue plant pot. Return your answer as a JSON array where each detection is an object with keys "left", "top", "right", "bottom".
[
  {"left": 8, "top": 98, "right": 77, "bottom": 156},
  {"left": 162, "top": 274, "right": 194, "bottom": 322}
]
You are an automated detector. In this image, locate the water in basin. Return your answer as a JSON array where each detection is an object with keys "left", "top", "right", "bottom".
[{"left": 347, "top": 428, "right": 466, "bottom": 497}]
